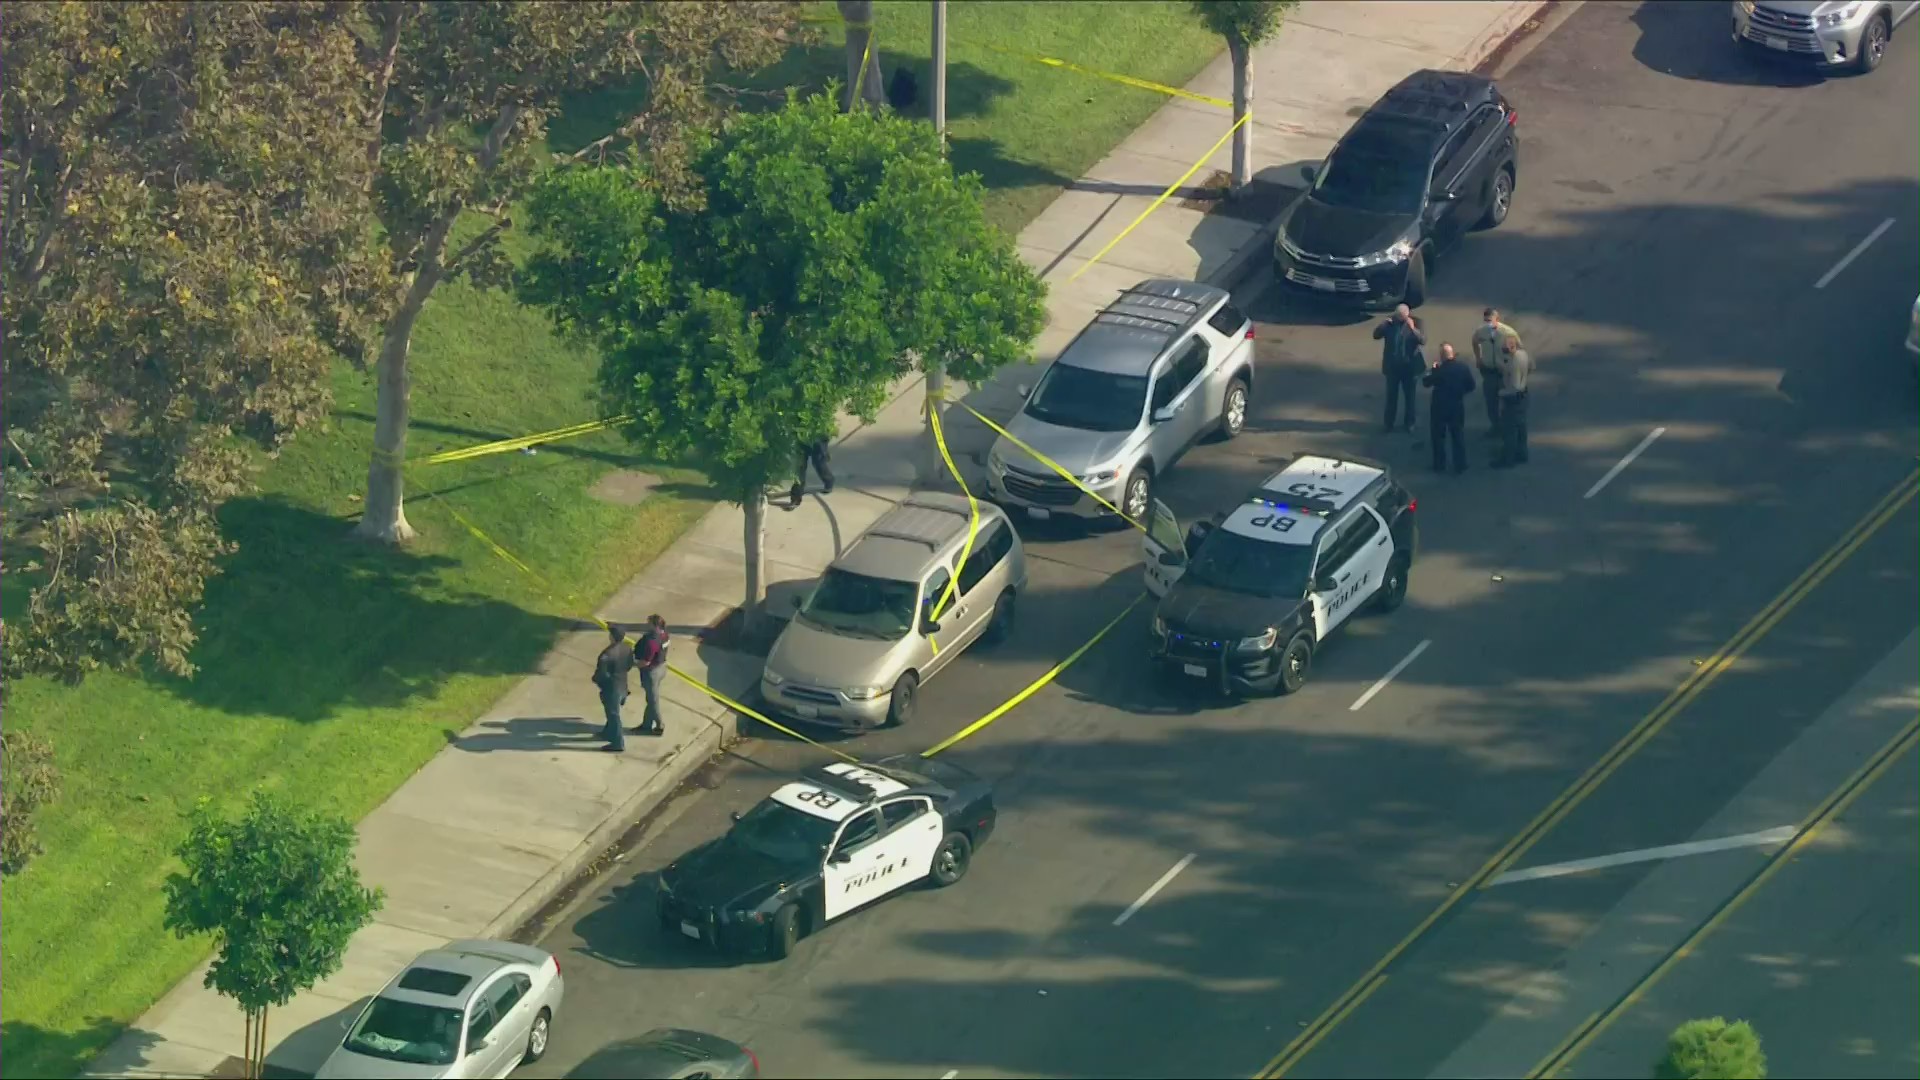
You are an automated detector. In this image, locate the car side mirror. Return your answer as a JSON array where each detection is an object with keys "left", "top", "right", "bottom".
[
  {"left": 790, "top": 593, "right": 803, "bottom": 609},
  {"left": 921, "top": 618, "right": 942, "bottom": 635},
  {"left": 1314, "top": 574, "right": 1336, "bottom": 592},
  {"left": 1151, "top": 406, "right": 1175, "bottom": 424},
  {"left": 1434, "top": 189, "right": 1458, "bottom": 202},
  {"left": 1300, "top": 164, "right": 1317, "bottom": 184},
  {"left": 1157, "top": 551, "right": 1183, "bottom": 567},
  {"left": 830, "top": 850, "right": 851, "bottom": 865},
  {"left": 1017, "top": 383, "right": 1032, "bottom": 398}
]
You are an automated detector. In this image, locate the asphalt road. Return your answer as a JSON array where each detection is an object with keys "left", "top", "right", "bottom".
[{"left": 518, "top": 4, "right": 1920, "bottom": 1078}]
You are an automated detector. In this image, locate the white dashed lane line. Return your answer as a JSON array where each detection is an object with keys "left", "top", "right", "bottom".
[
  {"left": 1113, "top": 853, "right": 1198, "bottom": 927},
  {"left": 1814, "top": 216, "right": 1895, "bottom": 289},
  {"left": 1584, "top": 426, "right": 1666, "bottom": 500},
  {"left": 1487, "top": 826, "right": 1800, "bottom": 887},
  {"left": 1349, "top": 640, "right": 1431, "bottom": 712}
]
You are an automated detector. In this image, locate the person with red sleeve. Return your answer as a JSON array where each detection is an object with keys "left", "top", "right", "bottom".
[{"left": 631, "top": 613, "right": 670, "bottom": 736}]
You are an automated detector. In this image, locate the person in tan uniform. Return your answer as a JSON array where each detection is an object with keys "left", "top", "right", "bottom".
[{"left": 1471, "top": 307, "right": 1521, "bottom": 437}]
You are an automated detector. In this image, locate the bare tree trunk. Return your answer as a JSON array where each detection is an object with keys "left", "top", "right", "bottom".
[
  {"left": 837, "top": 0, "right": 885, "bottom": 112},
  {"left": 242, "top": 1009, "right": 254, "bottom": 1080},
  {"left": 256, "top": 1007, "right": 269, "bottom": 1079},
  {"left": 1228, "top": 38, "right": 1253, "bottom": 193},
  {"left": 741, "top": 489, "right": 767, "bottom": 636}
]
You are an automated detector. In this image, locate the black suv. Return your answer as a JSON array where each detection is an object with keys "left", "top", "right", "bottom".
[{"left": 1273, "top": 69, "right": 1517, "bottom": 308}]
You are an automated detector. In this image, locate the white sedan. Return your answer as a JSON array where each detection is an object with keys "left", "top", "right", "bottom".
[{"left": 316, "top": 940, "right": 563, "bottom": 1079}]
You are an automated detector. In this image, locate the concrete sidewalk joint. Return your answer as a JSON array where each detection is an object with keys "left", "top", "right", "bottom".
[{"left": 86, "top": 3, "right": 1551, "bottom": 1076}]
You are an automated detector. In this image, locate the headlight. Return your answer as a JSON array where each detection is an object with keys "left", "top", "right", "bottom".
[
  {"left": 988, "top": 445, "right": 1007, "bottom": 472},
  {"left": 1235, "top": 628, "right": 1278, "bottom": 652},
  {"left": 844, "top": 685, "right": 885, "bottom": 701},
  {"left": 761, "top": 669, "right": 786, "bottom": 686},
  {"left": 1819, "top": 2, "right": 1860, "bottom": 25},
  {"left": 1355, "top": 236, "right": 1415, "bottom": 268},
  {"left": 1737, "top": 0, "right": 1754, "bottom": 13},
  {"left": 1077, "top": 468, "right": 1118, "bottom": 484},
  {"left": 1152, "top": 615, "right": 1169, "bottom": 637}
]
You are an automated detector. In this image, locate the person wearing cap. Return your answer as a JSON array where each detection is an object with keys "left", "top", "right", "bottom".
[{"left": 1472, "top": 307, "right": 1521, "bottom": 437}]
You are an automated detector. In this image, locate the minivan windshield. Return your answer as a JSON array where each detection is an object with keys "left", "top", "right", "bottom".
[
  {"left": 798, "top": 567, "right": 916, "bottom": 640},
  {"left": 1311, "top": 148, "right": 1427, "bottom": 216},
  {"left": 1022, "top": 361, "right": 1148, "bottom": 433},
  {"left": 1186, "top": 529, "right": 1316, "bottom": 600},
  {"left": 342, "top": 997, "right": 462, "bottom": 1066}
]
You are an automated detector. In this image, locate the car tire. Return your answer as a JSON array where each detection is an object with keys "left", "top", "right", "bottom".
[
  {"left": 521, "top": 1009, "right": 552, "bottom": 1065},
  {"left": 1121, "top": 467, "right": 1153, "bottom": 526},
  {"left": 1372, "top": 555, "right": 1411, "bottom": 614},
  {"left": 982, "top": 590, "right": 1017, "bottom": 645},
  {"left": 930, "top": 831, "right": 974, "bottom": 887},
  {"left": 768, "top": 904, "right": 803, "bottom": 960},
  {"left": 885, "top": 672, "right": 919, "bottom": 727},
  {"left": 1478, "top": 167, "right": 1514, "bottom": 230},
  {"left": 1210, "top": 377, "right": 1250, "bottom": 442},
  {"left": 1277, "top": 633, "right": 1314, "bottom": 695},
  {"left": 1855, "top": 14, "right": 1889, "bottom": 73},
  {"left": 1403, "top": 250, "right": 1429, "bottom": 307}
]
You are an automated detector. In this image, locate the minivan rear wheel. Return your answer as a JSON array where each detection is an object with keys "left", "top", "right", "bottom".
[{"left": 983, "top": 590, "right": 1016, "bottom": 644}]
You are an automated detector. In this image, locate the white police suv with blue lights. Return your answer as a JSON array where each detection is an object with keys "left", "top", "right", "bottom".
[
  {"left": 1143, "top": 453, "right": 1417, "bottom": 695},
  {"left": 656, "top": 756, "right": 997, "bottom": 960}
]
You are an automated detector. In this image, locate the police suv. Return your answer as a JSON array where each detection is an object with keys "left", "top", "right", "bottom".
[
  {"left": 656, "top": 756, "right": 997, "bottom": 960},
  {"left": 1144, "top": 454, "right": 1417, "bottom": 695}
]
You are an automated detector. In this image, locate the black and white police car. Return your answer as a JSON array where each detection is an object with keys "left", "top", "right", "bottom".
[
  {"left": 656, "top": 756, "right": 997, "bottom": 960},
  {"left": 1143, "top": 453, "right": 1417, "bottom": 695}
]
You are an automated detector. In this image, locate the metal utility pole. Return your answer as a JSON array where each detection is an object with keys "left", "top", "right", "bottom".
[{"left": 922, "top": 0, "right": 950, "bottom": 472}]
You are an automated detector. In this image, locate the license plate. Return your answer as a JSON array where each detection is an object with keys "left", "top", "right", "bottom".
[
  {"left": 1027, "top": 506, "right": 1052, "bottom": 520},
  {"left": 794, "top": 704, "right": 819, "bottom": 718},
  {"left": 680, "top": 921, "right": 701, "bottom": 940},
  {"left": 1309, "top": 277, "right": 1336, "bottom": 292},
  {"left": 1764, "top": 34, "right": 1788, "bottom": 50},
  {"left": 1182, "top": 663, "right": 1207, "bottom": 677}
]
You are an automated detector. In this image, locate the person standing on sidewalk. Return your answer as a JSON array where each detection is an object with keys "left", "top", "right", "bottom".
[
  {"left": 788, "top": 436, "right": 835, "bottom": 509},
  {"left": 1373, "top": 303, "right": 1426, "bottom": 433},
  {"left": 630, "top": 613, "right": 671, "bottom": 737},
  {"left": 592, "top": 624, "right": 636, "bottom": 752},
  {"left": 1422, "top": 342, "right": 1475, "bottom": 474},
  {"left": 1493, "top": 335, "right": 1534, "bottom": 468},
  {"left": 1472, "top": 307, "right": 1521, "bottom": 438}
]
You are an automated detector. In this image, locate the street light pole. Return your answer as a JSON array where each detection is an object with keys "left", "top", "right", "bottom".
[{"left": 923, "top": 0, "right": 950, "bottom": 474}]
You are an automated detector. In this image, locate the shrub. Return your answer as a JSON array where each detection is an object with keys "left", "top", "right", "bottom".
[
  {"left": 1, "top": 728, "right": 62, "bottom": 874},
  {"left": 1657, "top": 1017, "right": 1768, "bottom": 1079}
]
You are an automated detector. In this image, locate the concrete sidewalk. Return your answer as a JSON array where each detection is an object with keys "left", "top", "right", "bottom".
[{"left": 87, "top": 3, "right": 1547, "bottom": 1076}]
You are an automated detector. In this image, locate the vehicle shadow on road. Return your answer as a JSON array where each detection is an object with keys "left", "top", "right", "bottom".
[
  {"left": 1629, "top": 0, "right": 1828, "bottom": 88},
  {"left": 566, "top": 871, "right": 746, "bottom": 973}
]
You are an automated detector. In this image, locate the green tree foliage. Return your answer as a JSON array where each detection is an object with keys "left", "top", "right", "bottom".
[
  {"left": 163, "top": 792, "right": 383, "bottom": 1080},
  {"left": 352, "top": 0, "right": 806, "bottom": 544},
  {"left": 2, "top": 1, "right": 388, "bottom": 682},
  {"left": 1657, "top": 1018, "right": 1768, "bottom": 1080},
  {"left": 0, "top": 728, "right": 61, "bottom": 875},
  {"left": 520, "top": 91, "right": 1046, "bottom": 628},
  {"left": 1189, "top": 0, "right": 1298, "bottom": 190}
]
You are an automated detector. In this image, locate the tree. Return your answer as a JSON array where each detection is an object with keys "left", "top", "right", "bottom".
[
  {"left": 1189, "top": 1, "right": 1298, "bottom": 192},
  {"left": 163, "top": 793, "right": 383, "bottom": 1080},
  {"left": 520, "top": 91, "right": 1045, "bottom": 633},
  {"left": 1, "top": 727, "right": 61, "bottom": 875},
  {"left": 1657, "top": 1018, "right": 1768, "bottom": 1080},
  {"left": 2, "top": 1, "right": 388, "bottom": 682},
  {"left": 351, "top": 1, "right": 804, "bottom": 544},
  {"left": 836, "top": 1, "right": 888, "bottom": 113}
]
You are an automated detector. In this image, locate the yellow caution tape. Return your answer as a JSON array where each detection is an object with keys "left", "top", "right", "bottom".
[
  {"left": 921, "top": 593, "right": 1146, "bottom": 758},
  {"left": 665, "top": 662, "right": 865, "bottom": 764},
  {"left": 951, "top": 398, "right": 1147, "bottom": 533},
  {"left": 972, "top": 42, "right": 1231, "bottom": 109},
  {"left": 1070, "top": 109, "right": 1251, "bottom": 282},
  {"left": 421, "top": 416, "right": 628, "bottom": 465},
  {"left": 923, "top": 401, "right": 981, "bottom": 657}
]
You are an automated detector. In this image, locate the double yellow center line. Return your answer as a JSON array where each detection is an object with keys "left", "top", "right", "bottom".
[{"left": 1257, "top": 466, "right": 1920, "bottom": 1078}]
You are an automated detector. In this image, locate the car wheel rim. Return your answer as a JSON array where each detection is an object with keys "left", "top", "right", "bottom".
[
  {"left": 1126, "top": 477, "right": 1149, "bottom": 520},
  {"left": 1496, "top": 180, "right": 1510, "bottom": 218},
  {"left": 1870, "top": 25, "right": 1886, "bottom": 62},
  {"left": 531, "top": 1019, "right": 547, "bottom": 1055},
  {"left": 938, "top": 844, "right": 963, "bottom": 878},
  {"left": 1227, "top": 388, "right": 1246, "bottom": 432},
  {"left": 1287, "top": 645, "right": 1306, "bottom": 681}
]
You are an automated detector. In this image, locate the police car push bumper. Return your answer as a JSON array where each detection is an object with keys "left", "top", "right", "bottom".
[{"left": 1152, "top": 617, "right": 1290, "bottom": 694}]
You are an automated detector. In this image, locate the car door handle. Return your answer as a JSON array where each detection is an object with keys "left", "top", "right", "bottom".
[{"left": 1338, "top": 572, "right": 1351, "bottom": 582}]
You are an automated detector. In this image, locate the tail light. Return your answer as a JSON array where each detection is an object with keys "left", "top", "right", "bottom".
[
  {"left": 1245, "top": 325, "right": 1256, "bottom": 340},
  {"left": 550, "top": 954, "right": 561, "bottom": 974},
  {"left": 1506, "top": 109, "right": 1518, "bottom": 126},
  {"left": 1407, "top": 499, "right": 1417, "bottom": 513},
  {"left": 747, "top": 1047, "right": 761, "bottom": 1075}
]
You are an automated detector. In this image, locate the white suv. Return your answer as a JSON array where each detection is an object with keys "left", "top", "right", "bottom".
[{"left": 986, "top": 279, "right": 1255, "bottom": 525}]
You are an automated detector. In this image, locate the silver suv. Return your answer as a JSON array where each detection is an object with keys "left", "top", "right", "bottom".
[
  {"left": 761, "top": 493, "right": 1027, "bottom": 730},
  {"left": 1732, "top": 0, "right": 1910, "bottom": 74},
  {"left": 986, "top": 279, "right": 1256, "bottom": 525}
]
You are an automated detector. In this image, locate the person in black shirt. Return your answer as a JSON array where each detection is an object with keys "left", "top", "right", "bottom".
[
  {"left": 631, "top": 614, "right": 671, "bottom": 736},
  {"left": 591, "top": 624, "right": 636, "bottom": 752},
  {"left": 1373, "top": 303, "right": 1426, "bottom": 433},
  {"left": 1422, "top": 342, "right": 1476, "bottom": 474}
]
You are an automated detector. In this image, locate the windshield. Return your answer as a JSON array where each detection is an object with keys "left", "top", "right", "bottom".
[
  {"left": 1186, "top": 528, "right": 1316, "bottom": 600},
  {"left": 797, "top": 567, "right": 916, "bottom": 640},
  {"left": 1023, "top": 361, "right": 1148, "bottom": 433},
  {"left": 730, "top": 798, "right": 840, "bottom": 862},
  {"left": 1312, "top": 150, "right": 1427, "bottom": 216},
  {"left": 342, "top": 997, "right": 462, "bottom": 1066}
]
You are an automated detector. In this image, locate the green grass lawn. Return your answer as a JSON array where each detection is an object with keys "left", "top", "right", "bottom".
[{"left": 1, "top": 4, "right": 1221, "bottom": 1076}]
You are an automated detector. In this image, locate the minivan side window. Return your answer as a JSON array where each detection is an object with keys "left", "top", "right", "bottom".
[
  {"left": 1206, "top": 302, "right": 1249, "bottom": 337},
  {"left": 921, "top": 568, "right": 952, "bottom": 625},
  {"left": 956, "top": 521, "right": 1012, "bottom": 596}
]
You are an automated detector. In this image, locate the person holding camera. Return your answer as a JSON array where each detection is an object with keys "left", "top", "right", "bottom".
[{"left": 1373, "top": 303, "right": 1427, "bottom": 434}]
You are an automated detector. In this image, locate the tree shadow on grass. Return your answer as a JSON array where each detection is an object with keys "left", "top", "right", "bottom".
[
  {"left": 6, "top": 1016, "right": 159, "bottom": 1080},
  {"left": 156, "top": 497, "right": 572, "bottom": 723}
]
